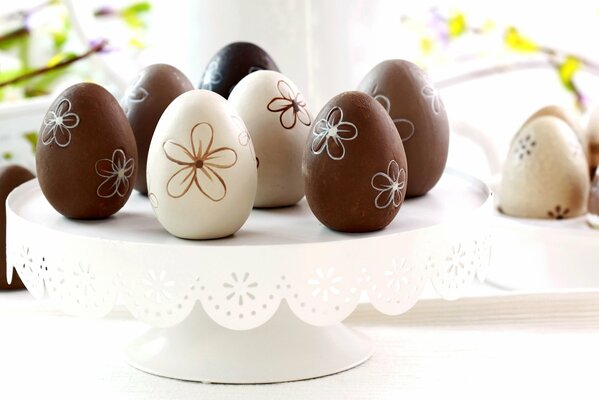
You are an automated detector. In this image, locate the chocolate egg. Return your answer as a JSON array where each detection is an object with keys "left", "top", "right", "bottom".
[
  {"left": 303, "top": 91, "right": 408, "bottom": 232},
  {"left": 122, "top": 64, "right": 193, "bottom": 194},
  {"left": 0, "top": 165, "right": 34, "bottom": 290},
  {"left": 229, "top": 70, "right": 312, "bottom": 207},
  {"left": 199, "top": 42, "right": 279, "bottom": 98},
  {"left": 146, "top": 90, "right": 257, "bottom": 239},
  {"left": 589, "top": 170, "right": 599, "bottom": 228},
  {"left": 500, "top": 116, "right": 589, "bottom": 219},
  {"left": 357, "top": 59, "right": 448, "bottom": 198},
  {"left": 585, "top": 106, "right": 599, "bottom": 175},
  {"left": 36, "top": 83, "right": 138, "bottom": 219}
]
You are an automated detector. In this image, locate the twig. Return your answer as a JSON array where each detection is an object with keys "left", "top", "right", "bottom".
[
  {"left": 0, "top": 26, "right": 29, "bottom": 45},
  {"left": 0, "top": 39, "right": 108, "bottom": 88},
  {"left": 435, "top": 61, "right": 553, "bottom": 89}
]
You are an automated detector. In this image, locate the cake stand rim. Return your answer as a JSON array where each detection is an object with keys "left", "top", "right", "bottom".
[{"left": 5, "top": 167, "right": 492, "bottom": 250}]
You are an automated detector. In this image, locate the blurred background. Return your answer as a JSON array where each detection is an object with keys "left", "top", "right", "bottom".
[{"left": 3, "top": 0, "right": 599, "bottom": 181}]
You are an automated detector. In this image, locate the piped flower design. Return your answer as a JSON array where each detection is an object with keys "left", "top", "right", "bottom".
[
  {"left": 311, "top": 106, "right": 358, "bottom": 160},
  {"left": 514, "top": 133, "right": 536, "bottom": 160},
  {"left": 374, "top": 93, "right": 415, "bottom": 142},
  {"left": 371, "top": 160, "right": 406, "bottom": 209},
  {"left": 231, "top": 115, "right": 251, "bottom": 147},
  {"left": 201, "top": 60, "right": 222, "bottom": 91},
  {"left": 122, "top": 75, "right": 148, "bottom": 115},
  {"left": 95, "top": 149, "right": 135, "bottom": 199},
  {"left": 548, "top": 205, "right": 570, "bottom": 220},
  {"left": 163, "top": 122, "right": 237, "bottom": 201},
  {"left": 267, "top": 80, "right": 311, "bottom": 129},
  {"left": 41, "top": 98, "right": 80, "bottom": 148},
  {"left": 421, "top": 84, "right": 443, "bottom": 115}
]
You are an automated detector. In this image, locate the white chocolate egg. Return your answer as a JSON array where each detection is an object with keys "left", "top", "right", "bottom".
[
  {"left": 228, "top": 70, "right": 312, "bottom": 208},
  {"left": 500, "top": 115, "right": 589, "bottom": 219},
  {"left": 146, "top": 89, "right": 257, "bottom": 239}
]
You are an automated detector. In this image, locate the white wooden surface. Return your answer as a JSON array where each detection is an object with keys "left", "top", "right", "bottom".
[{"left": 1, "top": 290, "right": 598, "bottom": 399}]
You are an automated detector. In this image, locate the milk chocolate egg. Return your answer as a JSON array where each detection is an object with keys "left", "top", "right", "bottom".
[
  {"left": 0, "top": 165, "right": 34, "bottom": 290},
  {"left": 199, "top": 42, "right": 279, "bottom": 98},
  {"left": 358, "top": 59, "right": 448, "bottom": 198},
  {"left": 229, "top": 70, "right": 312, "bottom": 207},
  {"left": 588, "top": 170, "right": 599, "bottom": 228},
  {"left": 36, "top": 83, "right": 138, "bottom": 219},
  {"left": 122, "top": 64, "right": 193, "bottom": 194},
  {"left": 146, "top": 89, "right": 257, "bottom": 239},
  {"left": 585, "top": 106, "right": 599, "bottom": 175},
  {"left": 303, "top": 91, "right": 408, "bottom": 232},
  {"left": 500, "top": 116, "right": 589, "bottom": 219}
]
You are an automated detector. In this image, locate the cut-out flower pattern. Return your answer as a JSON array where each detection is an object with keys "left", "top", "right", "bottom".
[
  {"left": 374, "top": 93, "right": 416, "bottom": 142},
  {"left": 308, "top": 267, "right": 342, "bottom": 303},
  {"left": 514, "top": 133, "right": 536, "bottom": 160},
  {"left": 201, "top": 60, "right": 222, "bottom": 91},
  {"left": 446, "top": 244, "right": 466, "bottom": 276},
  {"left": 384, "top": 258, "right": 409, "bottom": 294},
  {"left": 224, "top": 272, "right": 258, "bottom": 306},
  {"left": 421, "top": 84, "right": 443, "bottom": 115},
  {"left": 311, "top": 106, "right": 358, "bottom": 160},
  {"left": 371, "top": 160, "right": 406, "bottom": 209},
  {"left": 41, "top": 98, "right": 80, "bottom": 148},
  {"left": 163, "top": 122, "right": 237, "bottom": 201},
  {"left": 142, "top": 269, "right": 175, "bottom": 304},
  {"left": 267, "top": 80, "right": 311, "bottom": 129},
  {"left": 73, "top": 263, "right": 95, "bottom": 296},
  {"left": 548, "top": 205, "right": 570, "bottom": 219},
  {"left": 95, "top": 149, "right": 135, "bottom": 199}
]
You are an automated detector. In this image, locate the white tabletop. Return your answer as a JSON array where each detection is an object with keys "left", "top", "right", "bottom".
[{"left": 1, "top": 288, "right": 598, "bottom": 399}]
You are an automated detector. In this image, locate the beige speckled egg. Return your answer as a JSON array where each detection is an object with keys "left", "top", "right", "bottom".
[
  {"left": 228, "top": 70, "right": 312, "bottom": 208},
  {"left": 146, "top": 89, "right": 257, "bottom": 239},
  {"left": 500, "top": 115, "right": 589, "bottom": 219}
]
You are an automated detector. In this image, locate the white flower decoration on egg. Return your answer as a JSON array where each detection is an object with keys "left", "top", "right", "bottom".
[
  {"left": 41, "top": 98, "right": 80, "bottom": 148},
  {"left": 371, "top": 160, "right": 406, "bottom": 209},
  {"left": 311, "top": 106, "right": 358, "bottom": 160},
  {"left": 95, "top": 149, "right": 135, "bottom": 199}
]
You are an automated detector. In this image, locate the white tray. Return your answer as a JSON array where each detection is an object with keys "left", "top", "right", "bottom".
[
  {"left": 487, "top": 210, "right": 599, "bottom": 291},
  {"left": 6, "top": 168, "right": 492, "bottom": 383}
]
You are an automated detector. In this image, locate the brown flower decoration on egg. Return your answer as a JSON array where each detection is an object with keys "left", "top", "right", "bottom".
[
  {"left": 267, "top": 80, "right": 311, "bottom": 129},
  {"left": 163, "top": 122, "right": 237, "bottom": 201}
]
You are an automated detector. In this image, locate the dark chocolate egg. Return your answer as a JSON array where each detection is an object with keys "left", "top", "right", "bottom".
[
  {"left": 303, "top": 91, "right": 408, "bottom": 232},
  {"left": 0, "top": 165, "right": 34, "bottom": 290},
  {"left": 122, "top": 64, "right": 193, "bottom": 193},
  {"left": 358, "top": 59, "right": 449, "bottom": 198},
  {"left": 36, "top": 83, "right": 138, "bottom": 219},
  {"left": 199, "top": 42, "right": 279, "bottom": 98}
]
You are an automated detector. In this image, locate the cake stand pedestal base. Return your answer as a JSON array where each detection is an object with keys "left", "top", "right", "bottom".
[{"left": 125, "top": 302, "right": 374, "bottom": 383}]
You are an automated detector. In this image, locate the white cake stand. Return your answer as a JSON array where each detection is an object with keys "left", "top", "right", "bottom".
[{"left": 6, "top": 168, "right": 492, "bottom": 383}]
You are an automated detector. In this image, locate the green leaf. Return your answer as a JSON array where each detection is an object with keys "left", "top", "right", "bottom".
[
  {"left": 120, "top": 2, "right": 151, "bottom": 29},
  {"left": 24, "top": 65, "right": 73, "bottom": 97},
  {"left": 22, "top": 132, "right": 38, "bottom": 153},
  {"left": 504, "top": 27, "right": 538, "bottom": 53},
  {"left": 557, "top": 56, "right": 582, "bottom": 93},
  {"left": 2, "top": 152, "right": 13, "bottom": 160}
]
